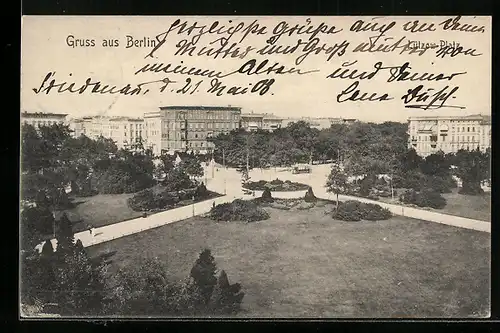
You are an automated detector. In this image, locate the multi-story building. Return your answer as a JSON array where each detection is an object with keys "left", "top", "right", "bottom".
[
  {"left": 408, "top": 114, "right": 491, "bottom": 157},
  {"left": 144, "top": 106, "right": 242, "bottom": 156},
  {"left": 282, "top": 117, "right": 357, "bottom": 129},
  {"left": 69, "top": 116, "right": 145, "bottom": 149},
  {"left": 21, "top": 111, "right": 68, "bottom": 128},
  {"left": 240, "top": 112, "right": 283, "bottom": 132}
]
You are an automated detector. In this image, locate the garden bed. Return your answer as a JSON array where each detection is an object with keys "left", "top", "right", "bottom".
[{"left": 243, "top": 179, "right": 309, "bottom": 192}]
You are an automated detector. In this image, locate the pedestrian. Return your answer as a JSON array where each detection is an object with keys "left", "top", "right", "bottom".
[
  {"left": 88, "top": 224, "right": 93, "bottom": 236},
  {"left": 212, "top": 201, "right": 216, "bottom": 209}
]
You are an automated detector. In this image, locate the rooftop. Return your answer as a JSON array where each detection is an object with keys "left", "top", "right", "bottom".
[
  {"left": 408, "top": 114, "right": 491, "bottom": 121},
  {"left": 159, "top": 106, "right": 242, "bottom": 111},
  {"left": 242, "top": 112, "right": 283, "bottom": 120},
  {"left": 21, "top": 111, "right": 68, "bottom": 118}
]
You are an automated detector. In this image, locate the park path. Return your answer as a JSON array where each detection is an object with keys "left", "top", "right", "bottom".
[
  {"left": 247, "top": 166, "right": 490, "bottom": 233},
  {"left": 42, "top": 164, "right": 489, "bottom": 251}
]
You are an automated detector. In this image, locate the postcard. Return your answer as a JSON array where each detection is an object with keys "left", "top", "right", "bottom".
[{"left": 20, "top": 15, "right": 491, "bottom": 318}]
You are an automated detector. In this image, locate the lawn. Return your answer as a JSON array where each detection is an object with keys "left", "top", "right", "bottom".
[
  {"left": 441, "top": 191, "right": 491, "bottom": 222},
  {"left": 64, "top": 194, "right": 143, "bottom": 233},
  {"left": 87, "top": 203, "right": 490, "bottom": 318},
  {"left": 378, "top": 189, "right": 491, "bottom": 222}
]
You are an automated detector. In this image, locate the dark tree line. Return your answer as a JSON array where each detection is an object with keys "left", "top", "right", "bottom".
[{"left": 209, "top": 121, "right": 409, "bottom": 170}]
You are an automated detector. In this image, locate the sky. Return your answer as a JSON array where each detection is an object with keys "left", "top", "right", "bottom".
[{"left": 21, "top": 16, "right": 491, "bottom": 123}]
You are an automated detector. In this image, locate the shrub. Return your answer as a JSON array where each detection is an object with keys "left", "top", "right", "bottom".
[
  {"left": 362, "top": 203, "right": 392, "bottom": 221},
  {"left": 194, "top": 183, "right": 209, "bottom": 199},
  {"left": 270, "top": 178, "right": 284, "bottom": 185},
  {"left": 333, "top": 200, "right": 392, "bottom": 221},
  {"left": 400, "top": 189, "right": 446, "bottom": 209},
  {"left": 422, "top": 175, "right": 456, "bottom": 193},
  {"left": 261, "top": 188, "right": 274, "bottom": 203},
  {"left": 208, "top": 270, "right": 244, "bottom": 314},
  {"left": 128, "top": 188, "right": 181, "bottom": 211},
  {"left": 209, "top": 199, "right": 270, "bottom": 222},
  {"left": 304, "top": 187, "right": 317, "bottom": 202},
  {"left": 459, "top": 181, "right": 484, "bottom": 195},
  {"left": 366, "top": 193, "right": 380, "bottom": 201},
  {"left": 334, "top": 201, "right": 363, "bottom": 221},
  {"left": 296, "top": 201, "right": 316, "bottom": 210},
  {"left": 375, "top": 177, "right": 387, "bottom": 186},
  {"left": 399, "top": 189, "right": 418, "bottom": 204},
  {"left": 416, "top": 189, "right": 447, "bottom": 209},
  {"left": 243, "top": 179, "right": 308, "bottom": 191}
]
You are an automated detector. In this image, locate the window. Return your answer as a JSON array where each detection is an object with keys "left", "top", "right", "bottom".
[
  {"left": 472, "top": 127, "right": 475, "bottom": 132},
  {"left": 467, "top": 127, "right": 470, "bottom": 132},
  {"left": 467, "top": 136, "right": 470, "bottom": 142},
  {"left": 462, "top": 127, "right": 465, "bottom": 132},
  {"left": 195, "top": 134, "right": 198, "bottom": 138}
]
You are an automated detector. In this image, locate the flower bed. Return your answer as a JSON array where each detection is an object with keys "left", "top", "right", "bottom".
[{"left": 243, "top": 179, "right": 309, "bottom": 192}]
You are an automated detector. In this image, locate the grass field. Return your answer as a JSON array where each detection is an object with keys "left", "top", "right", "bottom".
[
  {"left": 64, "top": 194, "right": 143, "bottom": 233},
  {"left": 87, "top": 203, "right": 490, "bottom": 318},
  {"left": 63, "top": 190, "right": 222, "bottom": 233},
  {"left": 440, "top": 191, "right": 491, "bottom": 222},
  {"left": 377, "top": 189, "right": 491, "bottom": 222}
]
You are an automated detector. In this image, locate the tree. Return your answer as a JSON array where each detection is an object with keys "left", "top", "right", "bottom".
[
  {"left": 108, "top": 258, "right": 176, "bottom": 315},
  {"left": 190, "top": 249, "right": 218, "bottom": 305},
  {"left": 304, "top": 187, "right": 317, "bottom": 202},
  {"left": 420, "top": 151, "right": 450, "bottom": 177},
  {"left": 453, "top": 149, "right": 490, "bottom": 195},
  {"left": 41, "top": 240, "right": 55, "bottom": 258},
  {"left": 55, "top": 213, "right": 74, "bottom": 254},
  {"left": 20, "top": 206, "right": 55, "bottom": 251},
  {"left": 261, "top": 188, "right": 274, "bottom": 203},
  {"left": 209, "top": 270, "right": 244, "bottom": 314},
  {"left": 398, "top": 148, "right": 423, "bottom": 173},
  {"left": 162, "top": 167, "right": 194, "bottom": 191},
  {"left": 52, "top": 245, "right": 108, "bottom": 315},
  {"left": 179, "top": 156, "right": 204, "bottom": 180},
  {"left": 156, "top": 153, "right": 175, "bottom": 178},
  {"left": 326, "top": 164, "right": 349, "bottom": 211}
]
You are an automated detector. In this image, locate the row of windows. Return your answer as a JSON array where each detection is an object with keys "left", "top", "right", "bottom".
[
  {"left": 24, "top": 120, "right": 62, "bottom": 126},
  {"left": 412, "top": 134, "right": 487, "bottom": 142},
  {"left": 177, "top": 112, "right": 240, "bottom": 120}
]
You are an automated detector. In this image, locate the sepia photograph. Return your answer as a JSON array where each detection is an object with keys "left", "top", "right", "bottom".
[{"left": 20, "top": 15, "right": 491, "bottom": 318}]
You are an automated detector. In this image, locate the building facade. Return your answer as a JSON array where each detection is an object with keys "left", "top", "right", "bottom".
[
  {"left": 69, "top": 116, "right": 144, "bottom": 149},
  {"left": 240, "top": 112, "right": 283, "bottom": 131},
  {"left": 144, "top": 106, "right": 242, "bottom": 156},
  {"left": 282, "top": 117, "right": 357, "bottom": 129},
  {"left": 408, "top": 114, "right": 491, "bottom": 157},
  {"left": 21, "top": 111, "right": 68, "bottom": 128}
]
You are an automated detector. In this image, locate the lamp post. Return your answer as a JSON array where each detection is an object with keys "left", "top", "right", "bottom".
[{"left": 192, "top": 196, "right": 195, "bottom": 217}]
